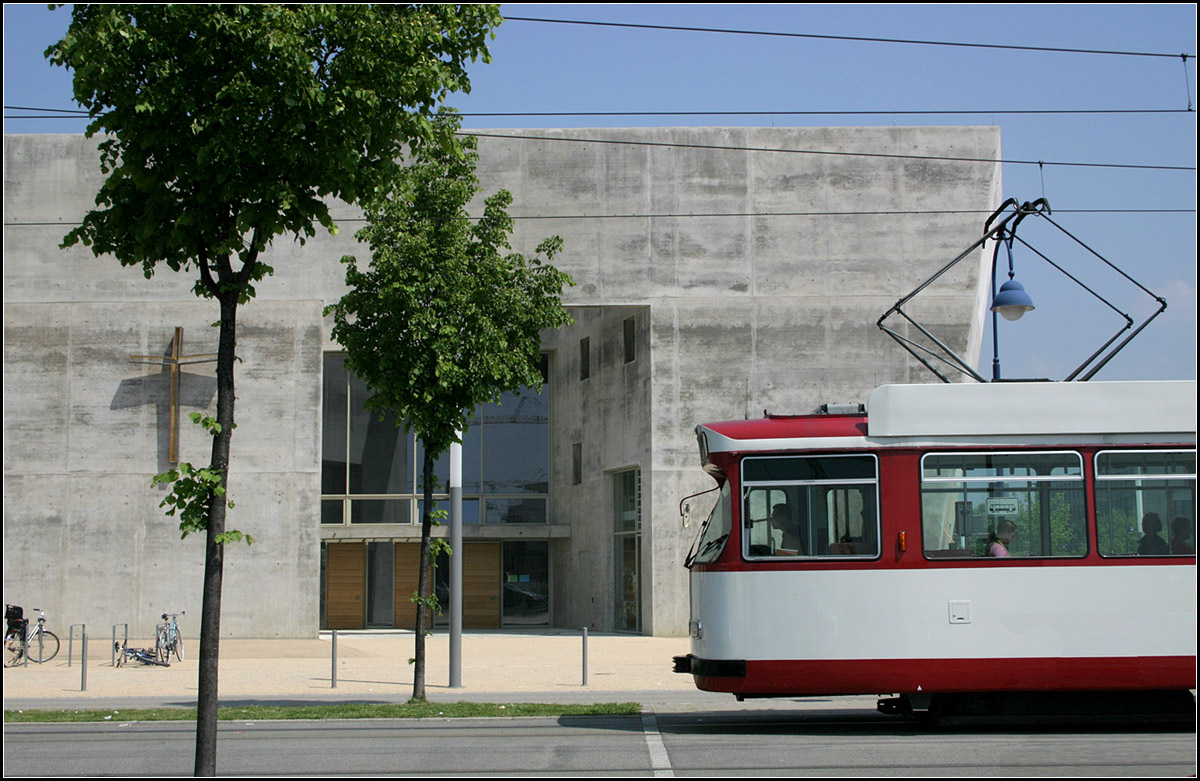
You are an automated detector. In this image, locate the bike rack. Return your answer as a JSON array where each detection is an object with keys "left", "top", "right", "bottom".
[
  {"left": 68, "top": 623, "right": 85, "bottom": 668},
  {"left": 111, "top": 624, "right": 128, "bottom": 667}
]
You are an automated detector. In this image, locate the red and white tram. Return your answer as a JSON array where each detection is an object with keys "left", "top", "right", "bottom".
[{"left": 675, "top": 380, "right": 1196, "bottom": 715}]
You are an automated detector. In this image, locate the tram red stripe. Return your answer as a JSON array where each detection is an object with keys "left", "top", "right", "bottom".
[{"left": 693, "top": 656, "right": 1196, "bottom": 696}]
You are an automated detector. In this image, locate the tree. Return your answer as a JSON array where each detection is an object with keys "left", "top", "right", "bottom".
[
  {"left": 326, "top": 120, "right": 573, "bottom": 701},
  {"left": 45, "top": 5, "right": 502, "bottom": 775}
]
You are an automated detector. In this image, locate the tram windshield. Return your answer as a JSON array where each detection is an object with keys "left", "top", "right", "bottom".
[
  {"left": 741, "top": 454, "right": 879, "bottom": 559},
  {"left": 687, "top": 481, "right": 732, "bottom": 567}
]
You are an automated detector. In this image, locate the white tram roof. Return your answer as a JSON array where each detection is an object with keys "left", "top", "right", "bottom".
[
  {"left": 867, "top": 380, "right": 1196, "bottom": 439},
  {"left": 697, "top": 381, "right": 1196, "bottom": 457}
]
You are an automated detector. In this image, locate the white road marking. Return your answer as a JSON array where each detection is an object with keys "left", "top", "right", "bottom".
[{"left": 642, "top": 711, "right": 674, "bottom": 777}]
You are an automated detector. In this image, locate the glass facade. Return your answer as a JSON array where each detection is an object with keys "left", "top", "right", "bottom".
[
  {"left": 320, "top": 353, "right": 555, "bottom": 631},
  {"left": 503, "top": 541, "right": 550, "bottom": 626},
  {"left": 613, "top": 469, "right": 641, "bottom": 633},
  {"left": 322, "top": 353, "right": 551, "bottom": 526}
]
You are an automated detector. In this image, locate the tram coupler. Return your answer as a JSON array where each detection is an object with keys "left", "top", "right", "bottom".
[{"left": 672, "top": 654, "right": 693, "bottom": 674}]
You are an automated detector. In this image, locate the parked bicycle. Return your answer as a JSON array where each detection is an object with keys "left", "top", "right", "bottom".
[
  {"left": 156, "top": 611, "right": 185, "bottom": 664},
  {"left": 4, "top": 605, "right": 60, "bottom": 667}
]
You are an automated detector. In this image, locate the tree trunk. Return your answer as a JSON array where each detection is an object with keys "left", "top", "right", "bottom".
[
  {"left": 412, "top": 445, "right": 435, "bottom": 701},
  {"left": 193, "top": 292, "right": 238, "bottom": 777}
]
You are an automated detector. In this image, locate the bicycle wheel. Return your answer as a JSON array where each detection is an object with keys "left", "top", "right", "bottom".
[
  {"left": 27, "top": 629, "right": 59, "bottom": 663},
  {"left": 114, "top": 642, "right": 127, "bottom": 668},
  {"left": 173, "top": 632, "right": 185, "bottom": 662},
  {"left": 3, "top": 630, "right": 23, "bottom": 667}
]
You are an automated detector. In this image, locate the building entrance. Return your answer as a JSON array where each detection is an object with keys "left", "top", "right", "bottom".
[{"left": 321, "top": 540, "right": 548, "bottom": 630}]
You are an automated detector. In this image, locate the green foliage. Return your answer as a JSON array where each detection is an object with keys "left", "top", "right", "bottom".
[
  {"left": 46, "top": 3, "right": 502, "bottom": 543},
  {"left": 325, "top": 115, "right": 574, "bottom": 458},
  {"left": 47, "top": 4, "right": 505, "bottom": 769},
  {"left": 46, "top": 4, "right": 503, "bottom": 294},
  {"left": 430, "top": 537, "right": 453, "bottom": 561},
  {"left": 151, "top": 414, "right": 252, "bottom": 545}
]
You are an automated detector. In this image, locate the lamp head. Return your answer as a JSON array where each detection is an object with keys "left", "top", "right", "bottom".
[{"left": 991, "top": 279, "right": 1035, "bottom": 321}]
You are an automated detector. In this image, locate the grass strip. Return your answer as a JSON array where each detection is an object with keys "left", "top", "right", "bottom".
[{"left": 4, "top": 701, "right": 642, "bottom": 723}]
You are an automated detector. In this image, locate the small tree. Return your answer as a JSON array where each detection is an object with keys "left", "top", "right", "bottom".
[
  {"left": 46, "top": 5, "right": 501, "bottom": 774},
  {"left": 326, "top": 121, "right": 573, "bottom": 701}
]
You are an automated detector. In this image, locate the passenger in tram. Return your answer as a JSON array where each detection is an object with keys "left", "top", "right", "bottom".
[
  {"left": 1169, "top": 516, "right": 1194, "bottom": 555},
  {"left": 769, "top": 504, "right": 806, "bottom": 556},
  {"left": 1136, "top": 513, "right": 1169, "bottom": 555},
  {"left": 985, "top": 520, "right": 1019, "bottom": 557}
]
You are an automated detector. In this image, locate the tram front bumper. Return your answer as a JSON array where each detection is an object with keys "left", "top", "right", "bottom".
[{"left": 672, "top": 654, "right": 746, "bottom": 677}]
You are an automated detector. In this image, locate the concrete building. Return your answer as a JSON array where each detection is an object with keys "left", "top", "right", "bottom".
[{"left": 3, "top": 127, "right": 1001, "bottom": 637}]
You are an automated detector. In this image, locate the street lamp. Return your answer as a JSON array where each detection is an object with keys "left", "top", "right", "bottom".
[
  {"left": 877, "top": 197, "right": 1166, "bottom": 384},
  {"left": 990, "top": 233, "right": 1034, "bottom": 380}
]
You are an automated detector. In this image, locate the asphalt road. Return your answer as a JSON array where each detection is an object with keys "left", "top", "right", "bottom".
[{"left": 4, "top": 710, "right": 1195, "bottom": 776}]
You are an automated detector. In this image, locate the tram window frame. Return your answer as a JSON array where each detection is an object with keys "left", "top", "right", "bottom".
[
  {"left": 919, "top": 451, "right": 1088, "bottom": 560},
  {"left": 741, "top": 454, "right": 880, "bottom": 561},
  {"left": 1094, "top": 449, "right": 1196, "bottom": 558}
]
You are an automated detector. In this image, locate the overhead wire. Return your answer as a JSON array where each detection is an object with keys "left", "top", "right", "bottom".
[
  {"left": 8, "top": 207, "right": 1192, "bottom": 232},
  {"left": 3, "top": 106, "right": 1191, "bottom": 173},
  {"left": 503, "top": 15, "right": 1195, "bottom": 60},
  {"left": 459, "top": 130, "right": 1195, "bottom": 173},
  {"left": 6, "top": 105, "right": 1194, "bottom": 119},
  {"left": 5, "top": 15, "right": 1194, "bottom": 193}
]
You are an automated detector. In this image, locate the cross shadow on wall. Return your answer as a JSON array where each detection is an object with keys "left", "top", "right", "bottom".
[{"left": 111, "top": 328, "right": 218, "bottom": 473}]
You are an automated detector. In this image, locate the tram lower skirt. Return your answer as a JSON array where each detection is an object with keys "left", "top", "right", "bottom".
[{"left": 879, "top": 690, "right": 1196, "bottom": 724}]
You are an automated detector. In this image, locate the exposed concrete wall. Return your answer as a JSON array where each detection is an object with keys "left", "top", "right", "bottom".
[
  {"left": 543, "top": 306, "right": 652, "bottom": 631},
  {"left": 470, "top": 128, "right": 1001, "bottom": 635},
  {"left": 5, "top": 127, "right": 999, "bottom": 637},
  {"left": 2, "top": 300, "right": 323, "bottom": 638}
]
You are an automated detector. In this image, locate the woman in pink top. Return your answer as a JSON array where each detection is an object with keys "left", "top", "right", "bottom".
[{"left": 986, "top": 520, "right": 1019, "bottom": 557}]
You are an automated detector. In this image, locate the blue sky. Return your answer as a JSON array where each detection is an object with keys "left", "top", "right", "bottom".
[{"left": 5, "top": 4, "right": 1196, "bottom": 383}]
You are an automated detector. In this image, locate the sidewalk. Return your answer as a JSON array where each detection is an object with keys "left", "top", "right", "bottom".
[{"left": 3, "top": 629, "right": 723, "bottom": 710}]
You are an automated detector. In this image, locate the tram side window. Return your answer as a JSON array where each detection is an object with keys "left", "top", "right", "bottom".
[
  {"left": 920, "top": 452, "right": 1087, "bottom": 559},
  {"left": 1095, "top": 450, "right": 1196, "bottom": 557},
  {"left": 742, "top": 455, "right": 879, "bottom": 559}
]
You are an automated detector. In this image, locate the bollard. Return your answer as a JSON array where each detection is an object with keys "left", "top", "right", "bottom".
[
  {"left": 331, "top": 629, "right": 338, "bottom": 688},
  {"left": 582, "top": 626, "right": 588, "bottom": 686},
  {"left": 80, "top": 633, "right": 87, "bottom": 692}
]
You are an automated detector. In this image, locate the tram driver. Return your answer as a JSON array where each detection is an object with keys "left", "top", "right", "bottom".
[{"left": 769, "top": 504, "right": 807, "bottom": 556}]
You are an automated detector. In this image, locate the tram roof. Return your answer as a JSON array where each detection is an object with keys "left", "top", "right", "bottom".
[{"left": 697, "top": 380, "right": 1197, "bottom": 455}]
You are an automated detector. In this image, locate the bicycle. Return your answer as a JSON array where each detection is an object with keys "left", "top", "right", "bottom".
[
  {"left": 4, "top": 605, "right": 60, "bottom": 666},
  {"left": 114, "top": 638, "right": 169, "bottom": 667},
  {"left": 156, "top": 611, "right": 185, "bottom": 664}
]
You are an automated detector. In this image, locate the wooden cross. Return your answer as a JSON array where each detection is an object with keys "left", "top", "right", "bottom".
[{"left": 130, "top": 327, "right": 218, "bottom": 463}]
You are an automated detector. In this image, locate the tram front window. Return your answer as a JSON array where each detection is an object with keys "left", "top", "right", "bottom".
[
  {"left": 920, "top": 451, "right": 1087, "bottom": 559},
  {"left": 687, "top": 482, "right": 732, "bottom": 566},
  {"left": 741, "top": 455, "right": 879, "bottom": 559}
]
